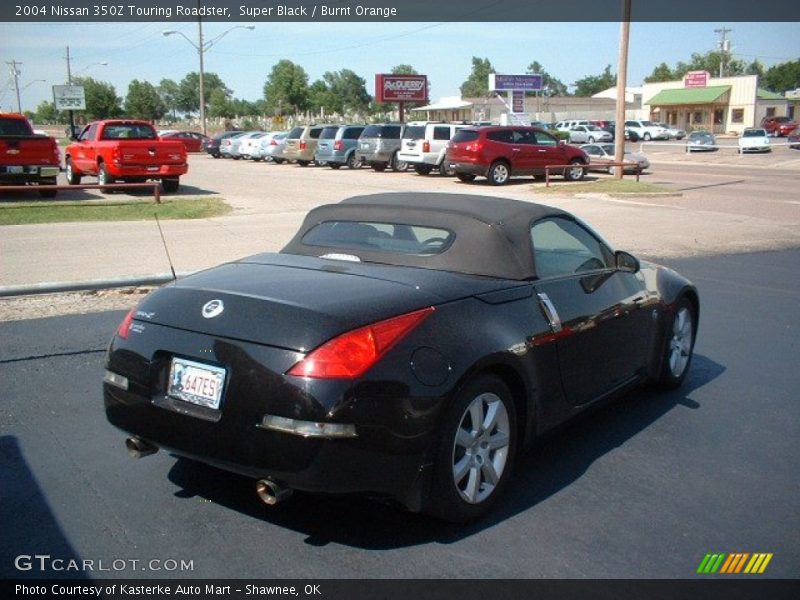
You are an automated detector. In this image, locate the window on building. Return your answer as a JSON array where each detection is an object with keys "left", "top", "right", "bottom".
[
  {"left": 766, "top": 107, "right": 776, "bottom": 117},
  {"left": 692, "top": 111, "right": 705, "bottom": 124},
  {"left": 731, "top": 109, "right": 744, "bottom": 124},
  {"left": 714, "top": 109, "right": 724, "bottom": 125}
]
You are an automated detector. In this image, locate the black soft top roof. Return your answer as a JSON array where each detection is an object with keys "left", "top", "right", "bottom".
[{"left": 281, "top": 193, "right": 571, "bottom": 280}]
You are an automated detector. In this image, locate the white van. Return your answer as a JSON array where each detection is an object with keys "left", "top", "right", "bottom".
[{"left": 398, "top": 122, "right": 467, "bottom": 175}]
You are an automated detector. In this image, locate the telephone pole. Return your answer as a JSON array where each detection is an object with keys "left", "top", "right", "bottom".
[
  {"left": 6, "top": 60, "right": 22, "bottom": 113},
  {"left": 714, "top": 27, "right": 733, "bottom": 78}
]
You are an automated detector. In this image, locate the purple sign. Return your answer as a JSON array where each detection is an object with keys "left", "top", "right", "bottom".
[{"left": 490, "top": 74, "right": 544, "bottom": 92}]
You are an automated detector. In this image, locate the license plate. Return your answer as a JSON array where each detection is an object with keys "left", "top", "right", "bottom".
[
  {"left": 167, "top": 357, "right": 226, "bottom": 410},
  {"left": 8, "top": 166, "right": 23, "bottom": 174},
  {"left": 361, "top": 143, "right": 369, "bottom": 149}
]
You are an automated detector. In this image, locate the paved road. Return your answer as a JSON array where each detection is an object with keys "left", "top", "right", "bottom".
[
  {"left": 1, "top": 250, "right": 797, "bottom": 579},
  {"left": 1, "top": 152, "right": 799, "bottom": 287}
]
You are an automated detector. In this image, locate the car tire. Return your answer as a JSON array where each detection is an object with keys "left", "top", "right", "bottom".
[
  {"left": 487, "top": 161, "right": 511, "bottom": 185},
  {"left": 656, "top": 297, "right": 696, "bottom": 389},
  {"left": 38, "top": 178, "right": 58, "bottom": 198},
  {"left": 391, "top": 152, "right": 407, "bottom": 172},
  {"left": 372, "top": 163, "right": 387, "bottom": 172},
  {"left": 273, "top": 158, "right": 284, "bottom": 164},
  {"left": 346, "top": 153, "right": 362, "bottom": 170},
  {"left": 161, "top": 178, "right": 180, "bottom": 194},
  {"left": 563, "top": 159, "right": 586, "bottom": 182},
  {"left": 65, "top": 158, "right": 81, "bottom": 185},
  {"left": 438, "top": 162, "right": 453, "bottom": 176},
  {"left": 643, "top": 133, "right": 652, "bottom": 142},
  {"left": 97, "top": 162, "right": 114, "bottom": 192},
  {"left": 297, "top": 160, "right": 310, "bottom": 167},
  {"left": 456, "top": 172, "right": 476, "bottom": 183},
  {"left": 424, "top": 374, "right": 517, "bottom": 523},
  {"left": 588, "top": 136, "right": 595, "bottom": 144},
  {"left": 211, "top": 153, "right": 220, "bottom": 159},
  {"left": 414, "top": 165, "right": 433, "bottom": 176}
]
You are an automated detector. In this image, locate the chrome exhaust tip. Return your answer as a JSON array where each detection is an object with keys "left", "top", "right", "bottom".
[
  {"left": 256, "top": 479, "right": 293, "bottom": 506},
  {"left": 125, "top": 436, "right": 159, "bottom": 459}
]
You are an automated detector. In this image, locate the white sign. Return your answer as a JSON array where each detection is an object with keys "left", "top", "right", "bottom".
[{"left": 53, "top": 85, "right": 86, "bottom": 110}]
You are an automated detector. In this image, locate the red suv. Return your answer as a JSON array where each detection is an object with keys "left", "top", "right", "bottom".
[
  {"left": 760, "top": 116, "right": 797, "bottom": 137},
  {"left": 446, "top": 126, "right": 588, "bottom": 185}
]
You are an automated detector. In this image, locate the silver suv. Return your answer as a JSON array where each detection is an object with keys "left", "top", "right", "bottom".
[
  {"left": 357, "top": 124, "right": 407, "bottom": 172},
  {"left": 398, "top": 122, "right": 467, "bottom": 175}
]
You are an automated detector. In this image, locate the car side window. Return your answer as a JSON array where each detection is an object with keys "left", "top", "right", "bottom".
[
  {"left": 80, "top": 124, "right": 97, "bottom": 141},
  {"left": 533, "top": 131, "right": 558, "bottom": 146},
  {"left": 487, "top": 130, "right": 513, "bottom": 143},
  {"left": 433, "top": 126, "right": 451, "bottom": 141},
  {"left": 512, "top": 129, "right": 536, "bottom": 144},
  {"left": 531, "top": 217, "right": 612, "bottom": 278}
]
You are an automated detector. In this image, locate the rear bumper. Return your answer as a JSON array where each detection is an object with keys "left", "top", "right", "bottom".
[
  {"left": 108, "top": 164, "right": 187, "bottom": 178},
  {"left": 448, "top": 161, "right": 487, "bottom": 177},
  {"left": 0, "top": 164, "right": 60, "bottom": 181}
]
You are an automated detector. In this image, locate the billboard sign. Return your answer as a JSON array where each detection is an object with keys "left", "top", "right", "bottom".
[
  {"left": 684, "top": 71, "right": 710, "bottom": 88},
  {"left": 52, "top": 85, "right": 86, "bottom": 110},
  {"left": 375, "top": 74, "right": 428, "bottom": 102},
  {"left": 489, "top": 74, "right": 544, "bottom": 92},
  {"left": 512, "top": 91, "right": 525, "bottom": 113}
]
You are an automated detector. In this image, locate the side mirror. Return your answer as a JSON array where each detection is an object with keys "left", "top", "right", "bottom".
[{"left": 615, "top": 250, "right": 640, "bottom": 273}]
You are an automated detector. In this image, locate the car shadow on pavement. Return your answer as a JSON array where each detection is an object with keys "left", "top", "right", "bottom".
[
  {"left": 166, "top": 353, "right": 724, "bottom": 549},
  {"left": 0, "top": 436, "right": 89, "bottom": 579}
]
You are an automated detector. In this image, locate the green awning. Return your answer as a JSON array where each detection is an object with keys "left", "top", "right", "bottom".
[
  {"left": 646, "top": 85, "right": 731, "bottom": 106},
  {"left": 757, "top": 88, "right": 784, "bottom": 100}
]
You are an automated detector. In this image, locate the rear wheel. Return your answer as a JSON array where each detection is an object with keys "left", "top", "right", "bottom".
[
  {"left": 97, "top": 163, "right": 114, "bottom": 192},
  {"left": 657, "top": 298, "right": 696, "bottom": 389},
  {"left": 391, "top": 152, "right": 407, "bottom": 172},
  {"left": 414, "top": 164, "right": 433, "bottom": 175},
  {"left": 487, "top": 161, "right": 510, "bottom": 185},
  {"left": 439, "top": 161, "right": 453, "bottom": 176},
  {"left": 456, "top": 172, "right": 476, "bottom": 183},
  {"left": 38, "top": 178, "right": 58, "bottom": 198},
  {"left": 588, "top": 136, "right": 595, "bottom": 143},
  {"left": 424, "top": 375, "right": 517, "bottom": 522},
  {"left": 346, "top": 153, "right": 362, "bottom": 169},
  {"left": 643, "top": 132, "right": 652, "bottom": 142},
  {"left": 161, "top": 178, "right": 180, "bottom": 194},
  {"left": 563, "top": 159, "right": 586, "bottom": 182},
  {"left": 65, "top": 158, "right": 81, "bottom": 185}
]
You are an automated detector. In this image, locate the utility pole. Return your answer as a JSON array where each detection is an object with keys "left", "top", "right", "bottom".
[
  {"left": 6, "top": 60, "right": 22, "bottom": 113},
  {"left": 613, "top": 0, "right": 631, "bottom": 179},
  {"left": 65, "top": 45, "right": 76, "bottom": 137},
  {"left": 714, "top": 27, "right": 733, "bottom": 78}
]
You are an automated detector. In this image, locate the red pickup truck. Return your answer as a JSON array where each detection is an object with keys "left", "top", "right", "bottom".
[
  {"left": 65, "top": 120, "right": 188, "bottom": 193},
  {"left": 0, "top": 113, "right": 62, "bottom": 198}
]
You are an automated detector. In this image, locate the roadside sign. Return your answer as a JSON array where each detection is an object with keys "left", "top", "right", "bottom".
[
  {"left": 684, "top": 71, "right": 710, "bottom": 88},
  {"left": 489, "top": 74, "right": 543, "bottom": 92},
  {"left": 53, "top": 85, "right": 86, "bottom": 110},
  {"left": 375, "top": 74, "right": 428, "bottom": 102},
  {"left": 512, "top": 91, "right": 525, "bottom": 113}
]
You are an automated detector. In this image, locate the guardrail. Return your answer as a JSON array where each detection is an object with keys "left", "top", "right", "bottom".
[
  {"left": 1, "top": 182, "right": 162, "bottom": 203},
  {"left": 545, "top": 162, "right": 641, "bottom": 187}
]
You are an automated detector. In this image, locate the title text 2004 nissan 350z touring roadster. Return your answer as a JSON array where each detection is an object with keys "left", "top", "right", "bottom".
[{"left": 103, "top": 193, "right": 698, "bottom": 522}]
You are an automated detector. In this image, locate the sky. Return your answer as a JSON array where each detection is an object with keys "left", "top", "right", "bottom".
[{"left": 1, "top": 20, "right": 798, "bottom": 113}]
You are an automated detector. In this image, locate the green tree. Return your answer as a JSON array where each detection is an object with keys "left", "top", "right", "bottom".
[
  {"left": 72, "top": 77, "right": 121, "bottom": 119},
  {"left": 761, "top": 59, "right": 800, "bottom": 92},
  {"left": 124, "top": 79, "right": 166, "bottom": 120},
  {"left": 177, "top": 72, "right": 231, "bottom": 113},
  {"left": 322, "top": 69, "right": 371, "bottom": 114},
  {"left": 158, "top": 78, "right": 181, "bottom": 119},
  {"left": 673, "top": 51, "right": 745, "bottom": 79},
  {"left": 263, "top": 60, "right": 309, "bottom": 116},
  {"left": 460, "top": 57, "right": 495, "bottom": 97},
  {"left": 745, "top": 60, "right": 765, "bottom": 78},
  {"left": 573, "top": 65, "right": 617, "bottom": 97},
  {"left": 231, "top": 98, "right": 260, "bottom": 117},
  {"left": 208, "top": 88, "right": 234, "bottom": 118},
  {"left": 34, "top": 100, "right": 63, "bottom": 123},
  {"left": 644, "top": 62, "right": 675, "bottom": 83},
  {"left": 308, "top": 80, "right": 333, "bottom": 114},
  {"left": 526, "top": 61, "right": 569, "bottom": 96}
]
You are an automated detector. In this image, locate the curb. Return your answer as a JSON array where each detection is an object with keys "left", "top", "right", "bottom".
[{"left": 0, "top": 272, "right": 195, "bottom": 298}]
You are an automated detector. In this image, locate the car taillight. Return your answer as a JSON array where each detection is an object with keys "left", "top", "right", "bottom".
[
  {"left": 117, "top": 309, "right": 135, "bottom": 340},
  {"left": 287, "top": 307, "right": 435, "bottom": 379},
  {"left": 465, "top": 141, "right": 483, "bottom": 153},
  {"left": 112, "top": 147, "right": 122, "bottom": 166},
  {"left": 299, "top": 140, "right": 307, "bottom": 150},
  {"left": 270, "top": 138, "right": 278, "bottom": 145},
  {"left": 422, "top": 140, "right": 430, "bottom": 153},
  {"left": 333, "top": 140, "right": 343, "bottom": 151}
]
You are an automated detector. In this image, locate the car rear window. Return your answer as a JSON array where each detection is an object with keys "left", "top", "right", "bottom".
[
  {"left": 403, "top": 126, "right": 425, "bottom": 140},
  {"left": 302, "top": 221, "right": 454, "bottom": 256},
  {"left": 286, "top": 127, "right": 304, "bottom": 139},
  {"left": 433, "top": 126, "right": 452, "bottom": 140},
  {"left": 451, "top": 130, "right": 480, "bottom": 143},
  {"left": 319, "top": 127, "right": 339, "bottom": 140},
  {"left": 100, "top": 124, "right": 157, "bottom": 140},
  {"left": 343, "top": 127, "right": 364, "bottom": 139},
  {"left": 310, "top": 128, "right": 325, "bottom": 139},
  {"left": 0, "top": 117, "right": 33, "bottom": 136}
]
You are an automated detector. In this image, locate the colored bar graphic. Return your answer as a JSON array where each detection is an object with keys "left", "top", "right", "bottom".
[{"left": 699, "top": 552, "right": 773, "bottom": 575}]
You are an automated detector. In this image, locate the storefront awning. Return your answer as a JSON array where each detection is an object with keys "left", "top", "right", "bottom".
[
  {"left": 646, "top": 85, "right": 731, "bottom": 106},
  {"left": 410, "top": 100, "right": 473, "bottom": 111}
]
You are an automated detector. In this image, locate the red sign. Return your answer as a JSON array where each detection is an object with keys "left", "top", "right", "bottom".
[
  {"left": 684, "top": 71, "right": 710, "bottom": 88},
  {"left": 375, "top": 74, "right": 428, "bottom": 103}
]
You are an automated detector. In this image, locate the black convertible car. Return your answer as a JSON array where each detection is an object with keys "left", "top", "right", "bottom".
[{"left": 104, "top": 193, "right": 698, "bottom": 522}]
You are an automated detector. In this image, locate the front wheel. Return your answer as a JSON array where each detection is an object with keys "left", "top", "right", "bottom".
[
  {"left": 456, "top": 172, "right": 476, "bottom": 183},
  {"left": 563, "top": 159, "right": 586, "bottom": 181},
  {"left": 657, "top": 298, "right": 696, "bottom": 389},
  {"left": 65, "top": 158, "right": 81, "bottom": 185},
  {"left": 587, "top": 136, "right": 595, "bottom": 143},
  {"left": 424, "top": 375, "right": 517, "bottom": 522},
  {"left": 487, "top": 161, "right": 510, "bottom": 185},
  {"left": 643, "top": 132, "right": 652, "bottom": 142}
]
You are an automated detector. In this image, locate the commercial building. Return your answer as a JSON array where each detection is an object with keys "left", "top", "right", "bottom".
[{"left": 642, "top": 74, "right": 788, "bottom": 134}]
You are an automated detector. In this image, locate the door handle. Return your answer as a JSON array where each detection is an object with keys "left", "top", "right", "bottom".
[
  {"left": 512, "top": 147, "right": 521, "bottom": 152},
  {"left": 538, "top": 150, "right": 547, "bottom": 153},
  {"left": 537, "top": 293, "right": 563, "bottom": 333}
]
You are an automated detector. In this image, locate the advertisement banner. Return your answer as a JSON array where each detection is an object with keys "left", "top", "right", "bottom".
[{"left": 375, "top": 74, "right": 428, "bottom": 103}]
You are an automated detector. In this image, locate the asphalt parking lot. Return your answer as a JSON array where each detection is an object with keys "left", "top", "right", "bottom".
[
  {"left": 1, "top": 145, "right": 798, "bottom": 582},
  {"left": 1, "top": 249, "right": 798, "bottom": 579}
]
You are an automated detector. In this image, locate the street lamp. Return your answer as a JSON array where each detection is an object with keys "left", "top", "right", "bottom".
[
  {"left": 73, "top": 61, "right": 109, "bottom": 78},
  {"left": 163, "top": 24, "right": 255, "bottom": 135}
]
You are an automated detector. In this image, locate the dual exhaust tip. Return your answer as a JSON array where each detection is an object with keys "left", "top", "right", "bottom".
[{"left": 125, "top": 437, "right": 293, "bottom": 506}]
